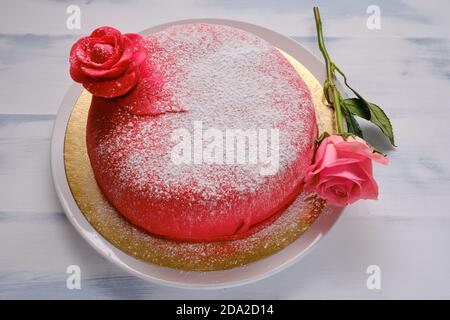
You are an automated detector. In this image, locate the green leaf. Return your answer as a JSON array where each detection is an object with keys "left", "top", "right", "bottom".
[
  {"left": 342, "top": 98, "right": 370, "bottom": 119},
  {"left": 343, "top": 107, "right": 364, "bottom": 138},
  {"left": 343, "top": 98, "right": 395, "bottom": 146},
  {"left": 333, "top": 65, "right": 396, "bottom": 146},
  {"left": 367, "top": 102, "right": 396, "bottom": 146}
]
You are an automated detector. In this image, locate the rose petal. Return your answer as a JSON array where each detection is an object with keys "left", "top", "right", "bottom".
[
  {"left": 108, "top": 35, "right": 134, "bottom": 70},
  {"left": 318, "top": 181, "right": 349, "bottom": 206},
  {"left": 321, "top": 163, "right": 379, "bottom": 204},
  {"left": 336, "top": 136, "right": 389, "bottom": 165},
  {"left": 69, "top": 59, "right": 89, "bottom": 83},
  {"left": 309, "top": 140, "right": 339, "bottom": 173},
  {"left": 96, "top": 33, "right": 124, "bottom": 68},
  {"left": 88, "top": 34, "right": 146, "bottom": 80},
  {"left": 73, "top": 28, "right": 124, "bottom": 70},
  {"left": 91, "top": 26, "right": 122, "bottom": 39},
  {"left": 89, "top": 43, "right": 114, "bottom": 64},
  {"left": 320, "top": 162, "right": 370, "bottom": 183},
  {"left": 319, "top": 177, "right": 360, "bottom": 206},
  {"left": 355, "top": 163, "right": 379, "bottom": 200},
  {"left": 74, "top": 38, "right": 109, "bottom": 68},
  {"left": 361, "top": 178, "right": 379, "bottom": 200},
  {"left": 80, "top": 62, "right": 128, "bottom": 79}
]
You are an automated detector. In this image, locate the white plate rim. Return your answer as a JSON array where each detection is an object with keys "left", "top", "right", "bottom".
[{"left": 51, "top": 18, "right": 343, "bottom": 289}]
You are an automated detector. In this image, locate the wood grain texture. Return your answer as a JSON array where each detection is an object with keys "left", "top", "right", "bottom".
[{"left": 1, "top": 0, "right": 450, "bottom": 299}]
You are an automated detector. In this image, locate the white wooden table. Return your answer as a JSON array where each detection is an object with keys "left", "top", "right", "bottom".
[{"left": 1, "top": 0, "right": 449, "bottom": 299}]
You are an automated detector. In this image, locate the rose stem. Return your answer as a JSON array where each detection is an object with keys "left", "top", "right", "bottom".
[{"left": 313, "top": 6, "right": 345, "bottom": 134}]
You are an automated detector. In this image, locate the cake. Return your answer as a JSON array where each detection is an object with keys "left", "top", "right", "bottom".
[{"left": 74, "top": 23, "right": 318, "bottom": 243}]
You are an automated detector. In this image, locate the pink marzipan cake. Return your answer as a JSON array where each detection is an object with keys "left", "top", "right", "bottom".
[{"left": 85, "top": 23, "right": 317, "bottom": 242}]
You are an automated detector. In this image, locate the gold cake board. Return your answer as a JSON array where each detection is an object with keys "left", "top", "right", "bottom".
[{"left": 64, "top": 50, "right": 335, "bottom": 271}]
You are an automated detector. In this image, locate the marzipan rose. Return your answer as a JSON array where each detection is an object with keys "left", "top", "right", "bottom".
[{"left": 69, "top": 26, "right": 146, "bottom": 98}]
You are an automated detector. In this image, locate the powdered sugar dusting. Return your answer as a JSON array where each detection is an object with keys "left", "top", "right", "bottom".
[{"left": 87, "top": 23, "right": 317, "bottom": 241}]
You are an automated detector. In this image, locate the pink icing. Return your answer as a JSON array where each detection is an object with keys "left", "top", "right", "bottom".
[{"left": 86, "top": 23, "right": 317, "bottom": 242}]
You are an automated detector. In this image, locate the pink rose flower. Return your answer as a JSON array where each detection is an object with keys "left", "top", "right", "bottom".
[
  {"left": 304, "top": 135, "right": 389, "bottom": 206},
  {"left": 69, "top": 26, "right": 146, "bottom": 98}
]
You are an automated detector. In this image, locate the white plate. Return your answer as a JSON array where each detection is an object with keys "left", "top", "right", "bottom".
[{"left": 51, "top": 18, "right": 343, "bottom": 289}]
